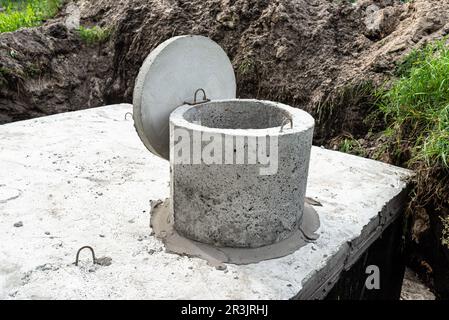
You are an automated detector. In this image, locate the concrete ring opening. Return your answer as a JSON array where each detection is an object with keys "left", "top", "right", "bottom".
[{"left": 182, "top": 100, "right": 292, "bottom": 130}]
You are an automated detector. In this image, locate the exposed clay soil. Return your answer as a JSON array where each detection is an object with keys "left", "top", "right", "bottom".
[
  {"left": 2, "top": 0, "right": 449, "bottom": 138},
  {"left": 2, "top": 0, "right": 449, "bottom": 298}
]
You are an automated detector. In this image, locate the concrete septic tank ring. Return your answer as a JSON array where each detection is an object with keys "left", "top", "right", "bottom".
[
  {"left": 169, "top": 99, "right": 316, "bottom": 248},
  {"left": 133, "top": 35, "right": 236, "bottom": 160}
]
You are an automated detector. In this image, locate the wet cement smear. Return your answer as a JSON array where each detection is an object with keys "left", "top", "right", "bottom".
[{"left": 150, "top": 199, "right": 320, "bottom": 266}]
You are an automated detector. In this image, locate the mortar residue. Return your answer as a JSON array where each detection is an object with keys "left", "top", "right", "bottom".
[{"left": 150, "top": 199, "right": 320, "bottom": 266}]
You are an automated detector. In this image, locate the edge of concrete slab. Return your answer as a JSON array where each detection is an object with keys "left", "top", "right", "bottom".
[{"left": 295, "top": 185, "right": 411, "bottom": 300}]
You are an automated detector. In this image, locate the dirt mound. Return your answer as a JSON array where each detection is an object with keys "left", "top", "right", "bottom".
[
  {"left": 2, "top": 0, "right": 449, "bottom": 131},
  {"left": 0, "top": 26, "right": 110, "bottom": 123},
  {"left": 94, "top": 0, "right": 449, "bottom": 143},
  {"left": 106, "top": 0, "right": 381, "bottom": 141}
]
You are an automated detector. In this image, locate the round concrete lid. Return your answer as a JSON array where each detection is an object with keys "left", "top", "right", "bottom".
[{"left": 133, "top": 35, "right": 236, "bottom": 160}]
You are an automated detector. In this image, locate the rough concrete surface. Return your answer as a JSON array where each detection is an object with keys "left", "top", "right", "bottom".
[{"left": 0, "top": 104, "right": 412, "bottom": 299}]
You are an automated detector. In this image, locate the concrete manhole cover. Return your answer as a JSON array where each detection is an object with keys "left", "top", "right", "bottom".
[{"left": 133, "top": 35, "right": 236, "bottom": 160}]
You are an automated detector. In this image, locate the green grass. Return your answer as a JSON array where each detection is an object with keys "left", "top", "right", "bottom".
[
  {"left": 0, "top": 0, "right": 63, "bottom": 33},
  {"left": 77, "top": 26, "right": 111, "bottom": 44},
  {"left": 338, "top": 137, "right": 367, "bottom": 157},
  {"left": 378, "top": 39, "right": 449, "bottom": 168},
  {"left": 237, "top": 57, "right": 255, "bottom": 76}
]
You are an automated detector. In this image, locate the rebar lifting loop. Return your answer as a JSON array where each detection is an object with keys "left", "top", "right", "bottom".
[
  {"left": 193, "top": 88, "right": 209, "bottom": 104},
  {"left": 184, "top": 88, "right": 211, "bottom": 105},
  {"left": 280, "top": 118, "right": 293, "bottom": 133},
  {"left": 75, "top": 246, "right": 96, "bottom": 266},
  {"left": 125, "top": 112, "right": 133, "bottom": 121}
]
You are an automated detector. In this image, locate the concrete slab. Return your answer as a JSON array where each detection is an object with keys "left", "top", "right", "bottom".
[{"left": 0, "top": 104, "right": 412, "bottom": 300}]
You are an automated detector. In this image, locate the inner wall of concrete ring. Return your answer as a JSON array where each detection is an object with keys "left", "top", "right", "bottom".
[{"left": 169, "top": 99, "right": 315, "bottom": 248}]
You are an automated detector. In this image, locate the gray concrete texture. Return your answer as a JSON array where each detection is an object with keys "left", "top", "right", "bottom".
[{"left": 169, "top": 99, "right": 315, "bottom": 248}]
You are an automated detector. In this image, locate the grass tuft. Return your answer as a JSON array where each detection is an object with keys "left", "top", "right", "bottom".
[
  {"left": 77, "top": 26, "right": 111, "bottom": 44},
  {"left": 338, "top": 136, "right": 367, "bottom": 157},
  {"left": 378, "top": 39, "right": 449, "bottom": 169},
  {"left": 237, "top": 57, "right": 255, "bottom": 76},
  {"left": 0, "top": 0, "right": 63, "bottom": 33}
]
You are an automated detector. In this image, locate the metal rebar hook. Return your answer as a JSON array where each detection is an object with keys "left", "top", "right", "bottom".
[
  {"left": 184, "top": 88, "right": 211, "bottom": 105},
  {"left": 75, "top": 246, "right": 96, "bottom": 266},
  {"left": 125, "top": 112, "right": 133, "bottom": 121},
  {"left": 193, "top": 88, "right": 208, "bottom": 104},
  {"left": 280, "top": 118, "right": 293, "bottom": 133}
]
